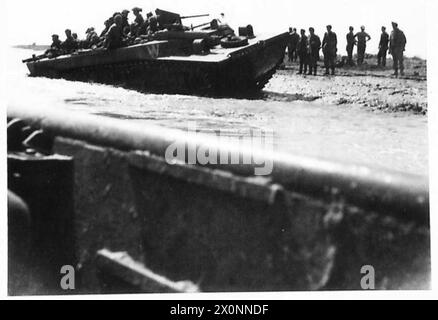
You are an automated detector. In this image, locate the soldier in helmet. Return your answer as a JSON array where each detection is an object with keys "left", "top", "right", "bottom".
[
  {"left": 144, "top": 12, "right": 153, "bottom": 31},
  {"left": 100, "top": 17, "right": 114, "bottom": 38},
  {"left": 44, "top": 34, "right": 62, "bottom": 57},
  {"left": 287, "top": 27, "right": 300, "bottom": 62},
  {"left": 346, "top": 26, "right": 356, "bottom": 66},
  {"left": 377, "top": 26, "right": 389, "bottom": 67},
  {"left": 308, "top": 27, "right": 321, "bottom": 76},
  {"left": 131, "top": 7, "right": 146, "bottom": 36},
  {"left": 49, "top": 34, "right": 62, "bottom": 50},
  {"left": 354, "top": 25, "right": 371, "bottom": 65},
  {"left": 121, "top": 10, "right": 130, "bottom": 31},
  {"left": 389, "top": 22, "right": 407, "bottom": 76},
  {"left": 105, "top": 14, "right": 126, "bottom": 49},
  {"left": 322, "top": 25, "right": 337, "bottom": 75},
  {"left": 133, "top": 7, "right": 144, "bottom": 24},
  {"left": 296, "top": 29, "right": 309, "bottom": 74},
  {"left": 147, "top": 16, "right": 159, "bottom": 35},
  {"left": 85, "top": 27, "right": 99, "bottom": 48},
  {"left": 72, "top": 33, "right": 80, "bottom": 48},
  {"left": 62, "top": 29, "right": 78, "bottom": 53}
]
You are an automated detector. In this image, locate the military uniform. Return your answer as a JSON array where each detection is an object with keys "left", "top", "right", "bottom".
[
  {"left": 322, "top": 31, "right": 337, "bottom": 75},
  {"left": 121, "top": 11, "right": 130, "bottom": 31},
  {"left": 62, "top": 35, "right": 78, "bottom": 53},
  {"left": 308, "top": 34, "right": 321, "bottom": 75},
  {"left": 297, "top": 34, "right": 309, "bottom": 74},
  {"left": 122, "top": 18, "right": 129, "bottom": 28},
  {"left": 354, "top": 31, "right": 371, "bottom": 64},
  {"left": 134, "top": 13, "right": 144, "bottom": 26},
  {"left": 138, "top": 16, "right": 148, "bottom": 36},
  {"left": 378, "top": 31, "right": 389, "bottom": 66},
  {"left": 105, "top": 23, "right": 125, "bottom": 49},
  {"left": 50, "top": 38, "right": 62, "bottom": 51},
  {"left": 288, "top": 32, "right": 300, "bottom": 62},
  {"left": 100, "top": 18, "right": 114, "bottom": 38},
  {"left": 346, "top": 31, "right": 355, "bottom": 65},
  {"left": 45, "top": 36, "right": 62, "bottom": 57},
  {"left": 85, "top": 28, "right": 100, "bottom": 48},
  {"left": 132, "top": 10, "right": 146, "bottom": 36},
  {"left": 390, "top": 28, "right": 406, "bottom": 75},
  {"left": 147, "top": 16, "right": 159, "bottom": 35}
]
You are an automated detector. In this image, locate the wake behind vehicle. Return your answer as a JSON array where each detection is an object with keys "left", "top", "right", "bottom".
[{"left": 23, "top": 9, "right": 289, "bottom": 96}]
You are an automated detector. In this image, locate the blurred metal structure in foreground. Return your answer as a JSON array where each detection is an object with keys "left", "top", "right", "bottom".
[{"left": 7, "top": 104, "right": 430, "bottom": 294}]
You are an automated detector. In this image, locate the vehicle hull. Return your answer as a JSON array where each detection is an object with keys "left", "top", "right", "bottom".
[{"left": 26, "top": 33, "right": 288, "bottom": 95}]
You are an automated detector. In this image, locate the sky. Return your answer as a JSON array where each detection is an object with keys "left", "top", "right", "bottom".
[{"left": 4, "top": 0, "right": 428, "bottom": 58}]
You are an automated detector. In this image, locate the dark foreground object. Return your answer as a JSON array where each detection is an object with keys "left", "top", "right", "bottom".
[
  {"left": 24, "top": 32, "right": 288, "bottom": 96},
  {"left": 7, "top": 106, "right": 430, "bottom": 294}
]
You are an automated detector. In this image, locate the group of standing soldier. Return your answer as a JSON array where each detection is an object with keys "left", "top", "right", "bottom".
[
  {"left": 287, "top": 22, "right": 407, "bottom": 76},
  {"left": 45, "top": 7, "right": 164, "bottom": 57},
  {"left": 288, "top": 25, "right": 338, "bottom": 76}
]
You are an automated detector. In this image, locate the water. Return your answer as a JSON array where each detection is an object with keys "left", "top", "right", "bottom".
[{"left": 6, "top": 48, "right": 428, "bottom": 176}]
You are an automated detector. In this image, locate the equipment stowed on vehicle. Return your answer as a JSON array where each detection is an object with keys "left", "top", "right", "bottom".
[{"left": 23, "top": 8, "right": 289, "bottom": 96}]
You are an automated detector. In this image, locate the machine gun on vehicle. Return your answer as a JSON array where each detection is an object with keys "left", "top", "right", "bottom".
[{"left": 22, "top": 53, "right": 49, "bottom": 63}]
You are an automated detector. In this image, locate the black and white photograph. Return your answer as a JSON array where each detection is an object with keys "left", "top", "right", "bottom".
[{"left": 2, "top": 0, "right": 436, "bottom": 299}]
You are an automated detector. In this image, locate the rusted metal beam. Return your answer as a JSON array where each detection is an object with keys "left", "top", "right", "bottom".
[
  {"left": 8, "top": 104, "right": 429, "bottom": 224},
  {"left": 129, "top": 151, "right": 284, "bottom": 205}
]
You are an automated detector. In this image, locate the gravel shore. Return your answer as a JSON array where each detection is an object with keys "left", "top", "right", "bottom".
[{"left": 267, "top": 56, "right": 427, "bottom": 114}]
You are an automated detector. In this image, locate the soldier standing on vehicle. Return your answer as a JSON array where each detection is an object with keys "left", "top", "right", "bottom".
[
  {"left": 49, "top": 34, "right": 62, "bottom": 50},
  {"left": 389, "top": 22, "right": 406, "bottom": 76},
  {"left": 44, "top": 34, "right": 62, "bottom": 57},
  {"left": 308, "top": 27, "right": 321, "bottom": 75},
  {"left": 354, "top": 25, "right": 371, "bottom": 65},
  {"left": 377, "top": 26, "right": 389, "bottom": 67},
  {"left": 131, "top": 7, "right": 145, "bottom": 36},
  {"left": 100, "top": 17, "right": 114, "bottom": 38},
  {"left": 287, "top": 27, "right": 300, "bottom": 62},
  {"left": 297, "top": 29, "right": 309, "bottom": 74},
  {"left": 105, "top": 14, "right": 126, "bottom": 49},
  {"left": 62, "top": 29, "right": 78, "bottom": 53},
  {"left": 84, "top": 27, "right": 99, "bottom": 49},
  {"left": 121, "top": 10, "right": 130, "bottom": 31},
  {"left": 147, "top": 16, "right": 160, "bottom": 35},
  {"left": 144, "top": 12, "right": 153, "bottom": 30},
  {"left": 322, "top": 25, "right": 337, "bottom": 75},
  {"left": 346, "top": 26, "right": 356, "bottom": 66}
]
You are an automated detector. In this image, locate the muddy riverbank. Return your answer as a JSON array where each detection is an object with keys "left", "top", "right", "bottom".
[{"left": 270, "top": 55, "right": 427, "bottom": 114}]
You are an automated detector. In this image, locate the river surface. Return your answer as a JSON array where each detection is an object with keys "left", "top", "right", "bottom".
[{"left": 6, "top": 48, "right": 428, "bottom": 175}]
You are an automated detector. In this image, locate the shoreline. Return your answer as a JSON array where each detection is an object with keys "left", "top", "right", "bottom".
[{"left": 272, "top": 55, "right": 427, "bottom": 114}]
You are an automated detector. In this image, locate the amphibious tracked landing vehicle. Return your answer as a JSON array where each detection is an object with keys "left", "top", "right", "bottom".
[{"left": 24, "top": 9, "right": 289, "bottom": 95}]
